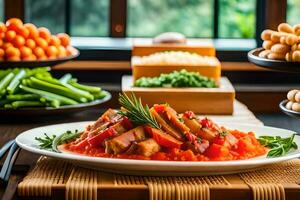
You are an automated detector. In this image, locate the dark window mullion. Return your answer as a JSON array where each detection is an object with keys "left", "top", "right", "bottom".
[
  {"left": 65, "top": 0, "right": 71, "bottom": 35},
  {"left": 213, "top": 0, "right": 219, "bottom": 38},
  {"left": 4, "top": 0, "right": 24, "bottom": 21},
  {"left": 109, "top": 0, "right": 127, "bottom": 37}
]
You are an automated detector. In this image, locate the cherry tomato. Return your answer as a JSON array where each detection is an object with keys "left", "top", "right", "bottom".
[
  {"left": 49, "top": 35, "right": 61, "bottom": 47},
  {"left": 46, "top": 45, "right": 58, "bottom": 57},
  {"left": 12, "top": 35, "right": 25, "bottom": 48},
  {"left": 153, "top": 104, "right": 166, "bottom": 113},
  {"left": 5, "top": 30, "right": 16, "bottom": 42},
  {"left": 57, "top": 46, "right": 67, "bottom": 57},
  {"left": 57, "top": 33, "right": 70, "bottom": 47},
  {"left": 25, "top": 39, "right": 36, "bottom": 49},
  {"left": 16, "top": 26, "right": 29, "bottom": 39},
  {"left": 24, "top": 23, "right": 39, "bottom": 39},
  {"left": 0, "top": 22, "right": 7, "bottom": 33},
  {"left": 2, "top": 42, "right": 13, "bottom": 50},
  {"left": 0, "top": 48, "right": 4, "bottom": 58},
  {"left": 0, "top": 39, "right": 3, "bottom": 47},
  {"left": 199, "top": 118, "right": 212, "bottom": 128},
  {"left": 35, "top": 38, "right": 48, "bottom": 50},
  {"left": 6, "top": 18, "right": 23, "bottom": 27},
  {"left": 33, "top": 46, "right": 45, "bottom": 58},
  {"left": 20, "top": 46, "right": 32, "bottom": 58},
  {"left": 6, "top": 56, "right": 21, "bottom": 61},
  {"left": 5, "top": 46, "right": 20, "bottom": 57},
  {"left": 38, "top": 27, "right": 51, "bottom": 42},
  {"left": 23, "top": 54, "right": 37, "bottom": 61}
]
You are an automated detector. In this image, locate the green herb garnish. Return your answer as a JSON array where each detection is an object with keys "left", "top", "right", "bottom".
[
  {"left": 35, "top": 130, "right": 81, "bottom": 152},
  {"left": 134, "top": 69, "right": 217, "bottom": 88},
  {"left": 219, "top": 131, "right": 228, "bottom": 137},
  {"left": 258, "top": 134, "right": 298, "bottom": 157},
  {"left": 35, "top": 133, "right": 56, "bottom": 149},
  {"left": 118, "top": 93, "right": 160, "bottom": 129}
]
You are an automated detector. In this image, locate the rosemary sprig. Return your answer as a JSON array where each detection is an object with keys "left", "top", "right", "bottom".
[
  {"left": 258, "top": 134, "right": 298, "bottom": 157},
  {"left": 35, "top": 130, "right": 81, "bottom": 152},
  {"left": 118, "top": 93, "right": 160, "bottom": 129},
  {"left": 35, "top": 133, "right": 56, "bottom": 150}
]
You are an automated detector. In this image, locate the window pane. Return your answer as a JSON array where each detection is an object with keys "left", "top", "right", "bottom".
[
  {"left": 0, "top": 0, "right": 4, "bottom": 21},
  {"left": 287, "top": 0, "right": 300, "bottom": 26},
  {"left": 219, "top": 0, "right": 256, "bottom": 38},
  {"left": 127, "top": 0, "right": 213, "bottom": 38},
  {"left": 25, "top": 0, "right": 65, "bottom": 34},
  {"left": 70, "top": 0, "right": 109, "bottom": 36}
]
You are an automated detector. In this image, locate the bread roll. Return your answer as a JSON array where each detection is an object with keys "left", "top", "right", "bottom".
[
  {"left": 271, "top": 32, "right": 282, "bottom": 43},
  {"left": 287, "top": 89, "right": 299, "bottom": 101},
  {"left": 271, "top": 43, "right": 290, "bottom": 54},
  {"left": 286, "top": 51, "right": 293, "bottom": 61},
  {"left": 258, "top": 50, "right": 271, "bottom": 58},
  {"left": 292, "top": 51, "right": 300, "bottom": 61},
  {"left": 286, "top": 101, "right": 293, "bottom": 110},
  {"left": 267, "top": 52, "right": 285, "bottom": 60},
  {"left": 295, "top": 92, "right": 300, "bottom": 102},
  {"left": 278, "top": 23, "right": 294, "bottom": 33},
  {"left": 262, "top": 40, "right": 274, "bottom": 50},
  {"left": 292, "top": 102, "right": 300, "bottom": 112},
  {"left": 286, "top": 34, "right": 298, "bottom": 45},
  {"left": 261, "top": 29, "right": 274, "bottom": 41},
  {"left": 293, "top": 24, "right": 300, "bottom": 36}
]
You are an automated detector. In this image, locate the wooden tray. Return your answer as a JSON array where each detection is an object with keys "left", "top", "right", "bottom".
[
  {"left": 132, "top": 57, "right": 221, "bottom": 82},
  {"left": 132, "top": 39, "right": 216, "bottom": 57},
  {"left": 122, "top": 76, "right": 235, "bottom": 114}
]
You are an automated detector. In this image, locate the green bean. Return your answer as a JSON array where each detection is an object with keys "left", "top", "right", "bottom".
[
  {"left": 7, "top": 69, "right": 26, "bottom": 94},
  {"left": 19, "top": 85, "right": 78, "bottom": 105},
  {"left": 11, "top": 101, "right": 44, "bottom": 109},
  {"left": 7, "top": 94, "right": 40, "bottom": 101},
  {"left": 4, "top": 104, "right": 13, "bottom": 109},
  {"left": 27, "top": 77, "right": 87, "bottom": 103},
  {"left": 93, "top": 91, "right": 107, "bottom": 99},
  {"left": 34, "top": 74, "right": 63, "bottom": 86},
  {"left": 68, "top": 81, "right": 102, "bottom": 93},
  {"left": 0, "top": 72, "right": 15, "bottom": 94},
  {"left": 59, "top": 73, "right": 72, "bottom": 84}
]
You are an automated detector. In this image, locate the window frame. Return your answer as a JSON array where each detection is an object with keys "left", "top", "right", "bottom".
[{"left": 3, "top": 0, "right": 287, "bottom": 62}]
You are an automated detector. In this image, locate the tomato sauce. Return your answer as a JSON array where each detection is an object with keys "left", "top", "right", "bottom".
[{"left": 63, "top": 130, "right": 267, "bottom": 162}]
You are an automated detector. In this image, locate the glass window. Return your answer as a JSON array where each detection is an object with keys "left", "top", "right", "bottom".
[
  {"left": 25, "top": 0, "right": 65, "bottom": 34},
  {"left": 219, "top": 0, "right": 256, "bottom": 38},
  {"left": 127, "top": 0, "right": 214, "bottom": 38},
  {"left": 287, "top": 0, "right": 300, "bottom": 26},
  {"left": 0, "top": 0, "right": 4, "bottom": 21},
  {"left": 70, "top": 0, "right": 109, "bottom": 36}
]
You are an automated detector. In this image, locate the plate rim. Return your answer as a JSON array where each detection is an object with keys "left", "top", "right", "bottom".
[{"left": 15, "top": 121, "right": 300, "bottom": 167}]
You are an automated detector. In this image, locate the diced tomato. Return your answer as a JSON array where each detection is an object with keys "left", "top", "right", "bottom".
[
  {"left": 88, "top": 127, "right": 117, "bottom": 147},
  {"left": 144, "top": 126, "right": 182, "bottom": 149},
  {"left": 205, "top": 144, "right": 230, "bottom": 159},
  {"left": 213, "top": 136, "right": 225, "bottom": 145},
  {"left": 236, "top": 136, "right": 256, "bottom": 155},
  {"left": 151, "top": 152, "right": 169, "bottom": 160},
  {"left": 120, "top": 117, "right": 133, "bottom": 130},
  {"left": 179, "top": 150, "right": 197, "bottom": 161},
  {"left": 199, "top": 118, "right": 212, "bottom": 128},
  {"left": 183, "top": 111, "right": 196, "bottom": 119},
  {"left": 72, "top": 139, "right": 89, "bottom": 150},
  {"left": 153, "top": 104, "right": 166, "bottom": 113}
]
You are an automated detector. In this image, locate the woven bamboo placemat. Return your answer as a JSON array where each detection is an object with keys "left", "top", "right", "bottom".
[{"left": 17, "top": 101, "right": 300, "bottom": 200}]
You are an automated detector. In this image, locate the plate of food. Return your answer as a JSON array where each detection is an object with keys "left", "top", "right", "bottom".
[
  {"left": 0, "top": 18, "right": 79, "bottom": 68},
  {"left": 0, "top": 67, "right": 111, "bottom": 116},
  {"left": 16, "top": 93, "right": 300, "bottom": 175},
  {"left": 248, "top": 23, "right": 300, "bottom": 72},
  {"left": 279, "top": 89, "right": 300, "bottom": 118}
]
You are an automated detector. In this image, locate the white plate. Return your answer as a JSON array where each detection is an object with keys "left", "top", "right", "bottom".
[{"left": 16, "top": 121, "right": 300, "bottom": 176}]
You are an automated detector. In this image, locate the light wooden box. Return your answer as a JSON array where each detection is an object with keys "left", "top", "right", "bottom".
[
  {"left": 131, "top": 39, "right": 221, "bottom": 82},
  {"left": 122, "top": 76, "right": 235, "bottom": 115}
]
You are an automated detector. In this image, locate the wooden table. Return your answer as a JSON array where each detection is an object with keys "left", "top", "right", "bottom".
[{"left": 0, "top": 102, "right": 299, "bottom": 199}]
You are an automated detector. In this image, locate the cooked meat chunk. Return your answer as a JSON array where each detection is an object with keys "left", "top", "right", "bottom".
[
  {"left": 137, "top": 139, "right": 161, "bottom": 157},
  {"left": 150, "top": 108, "right": 184, "bottom": 141},
  {"left": 164, "top": 106, "right": 190, "bottom": 133},
  {"left": 182, "top": 115, "right": 202, "bottom": 134},
  {"left": 106, "top": 126, "right": 146, "bottom": 154},
  {"left": 87, "top": 109, "right": 118, "bottom": 131},
  {"left": 197, "top": 128, "right": 218, "bottom": 142}
]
